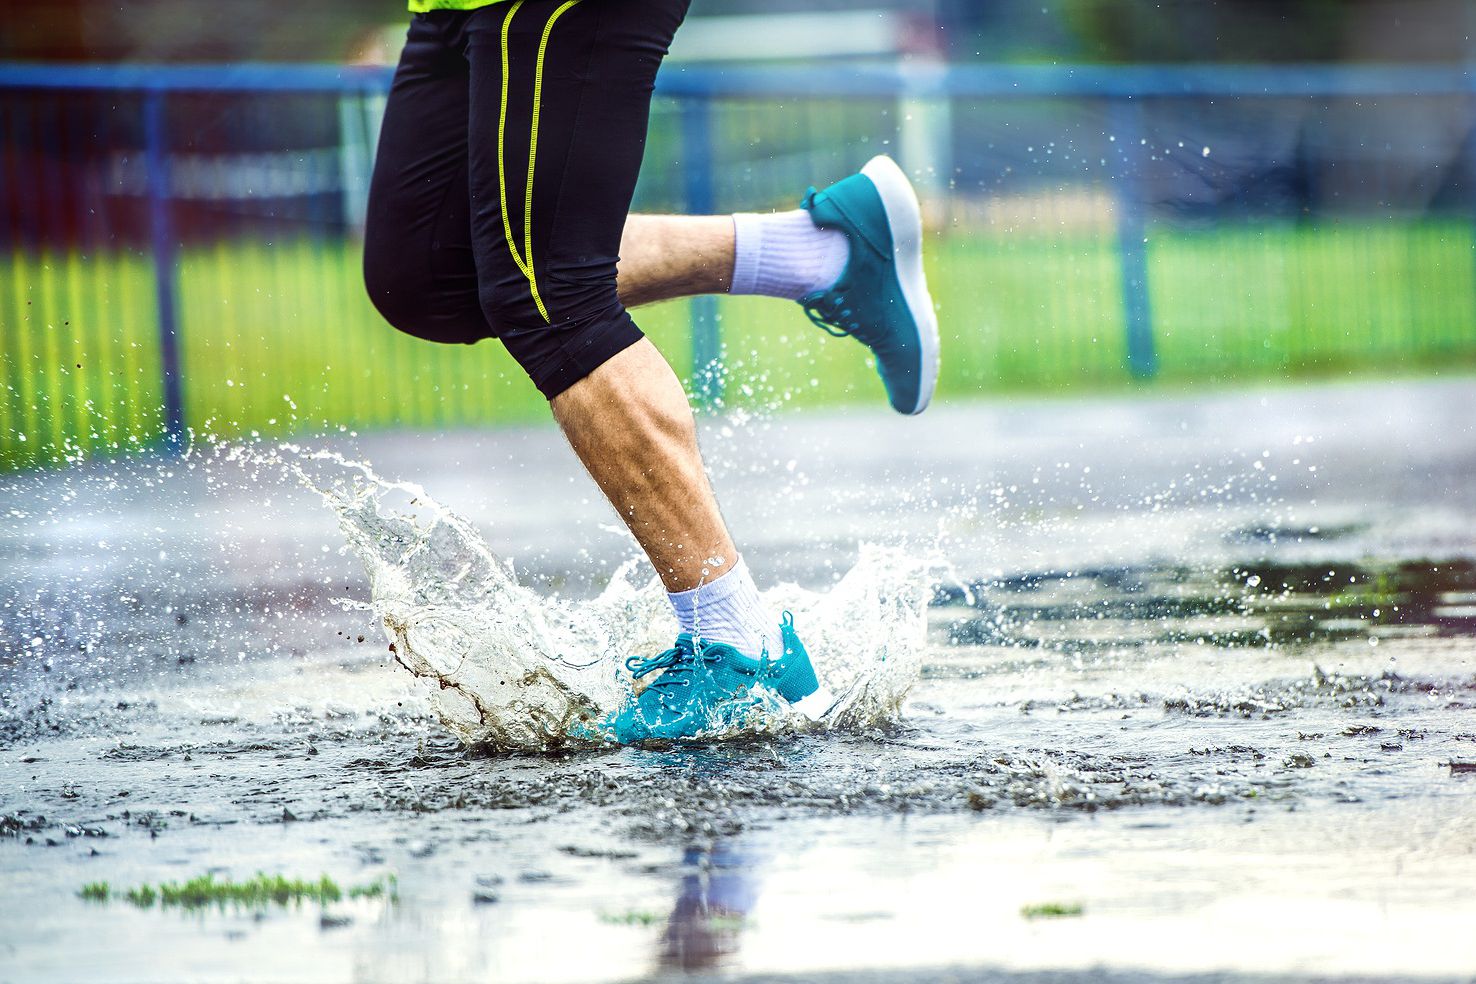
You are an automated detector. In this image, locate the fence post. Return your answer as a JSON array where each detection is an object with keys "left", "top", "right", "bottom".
[
  {"left": 1466, "top": 80, "right": 1476, "bottom": 318},
  {"left": 142, "top": 89, "right": 186, "bottom": 447},
  {"left": 1107, "top": 96, "right": 1158, "bottom": 379},
  {"left": 898, "top": 57, "right": 952, "bottom": 220},
  {"left": 680, "top": 94, "right": 723, "bottom": 406}
]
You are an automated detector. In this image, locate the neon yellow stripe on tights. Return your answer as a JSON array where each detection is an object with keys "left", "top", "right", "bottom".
[
  {"left": 497, "top": 1, "right": 528, "bottom": 283},
  {"left": 497, "top": 0, "right": 581, "bottom": 325}
]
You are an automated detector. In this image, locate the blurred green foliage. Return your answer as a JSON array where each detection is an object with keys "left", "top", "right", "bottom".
[
  {"left": 4, "top": 0, "right": 1468, "bottom": 65},
  {"left": 1054, "top": 0, "right": 1352, "bottom": 63},
  {"left": 945, "top": 0, "right": 1469, "bottom": 64},
  {"left": 4, "top": 220, "right": 1474, "bottom": 470}
]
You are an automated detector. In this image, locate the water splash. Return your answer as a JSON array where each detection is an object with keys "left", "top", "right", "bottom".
[{"left": 276, "top": 446, "right": 931, "bottom": 750}]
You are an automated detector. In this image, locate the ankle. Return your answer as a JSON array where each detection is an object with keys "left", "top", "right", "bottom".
[
  {"left": 666, "top": 556, "right": 779, "bottom": 657},
  {"left": 730, "top": 210, "right": 849, "bottom": 300}
]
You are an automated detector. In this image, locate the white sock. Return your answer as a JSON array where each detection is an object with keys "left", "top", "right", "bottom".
[
  {"left": 667, "top": 556, "right": 780, "bottom": 658},
  {"left": 730, "top": 210, "right": 849, "bottom": 300}
]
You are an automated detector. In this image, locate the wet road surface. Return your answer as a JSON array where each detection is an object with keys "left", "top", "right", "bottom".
[{"left": 3, "top": 377, "right": 1475, "bottom": 982}]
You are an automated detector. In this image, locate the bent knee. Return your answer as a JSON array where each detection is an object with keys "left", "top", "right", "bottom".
[
  {"left": 362, "top": 254, "right": 417, "bottom": 332},
  {"left": 478, "top": 274, "right": 623, "bottom": 337},
  {"left": 363, "top": 249, "right": 483, "bottom": 345},
  {"left": 498, "top": 296, "right": 645, "bottom": 401},
  {"left": 477, "top": 280, "right": 547, "bottom": 338}
]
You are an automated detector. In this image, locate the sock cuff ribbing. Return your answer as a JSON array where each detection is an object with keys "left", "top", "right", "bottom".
[
  {"left": 729, "top": 209, "right": 848, "bottom": 301},
  {"left": 730, "top": 213, "right": 764, "bottom": 296},
  {"left": 666, "top": 556, "right": 778, "bottom": 658}
]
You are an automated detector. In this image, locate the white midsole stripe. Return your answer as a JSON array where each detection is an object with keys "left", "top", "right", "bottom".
[
  {"left": 790, "top": 685, "right": 839, "bottom": 721},
  {"left": 860, "top": 155, "right": 940, "bottom": 415}
]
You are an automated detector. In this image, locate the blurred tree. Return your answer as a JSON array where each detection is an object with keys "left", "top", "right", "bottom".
[
  {"left": 1053, "top": 0, "right": 1471, "bottom": 63},
  {"left": 0, "top": 0, "right": 405, "bottom": 61},
  {"left": 1056, "top": 0, "right": 1347, "bottom": 62},
  {"left": 0, "top": 0, "right": 1469, "bottom": 64},
  {"left": 936, "top": 0, "right": 1473, "bottom": 63}
]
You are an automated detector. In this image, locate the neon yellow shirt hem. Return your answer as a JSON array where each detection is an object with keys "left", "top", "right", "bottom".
[{"left": 408, "top": 0, "right": 509, "bottom": 12}]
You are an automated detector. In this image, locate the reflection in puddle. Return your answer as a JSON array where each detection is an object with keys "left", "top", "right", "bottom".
[
  {"left": 936, "top": 558, "right": 1476, "bottom": 654},
  {"left": 659, "top": 842, "right": 760, "bottom": 972}
]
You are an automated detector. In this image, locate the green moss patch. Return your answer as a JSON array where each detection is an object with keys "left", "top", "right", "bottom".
[
  {"left": 1021, "top": 901, "right": 1084, "bottom": 919},
  {"left": 79, "top": 872, "right": 396, "bottom": 911}
]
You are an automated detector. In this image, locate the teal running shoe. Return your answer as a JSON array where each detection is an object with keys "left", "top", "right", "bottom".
[
  {"left": 800, "top": 155, "right": 940, "bottom": 415},
  {"left": 603, "top": 613, "right": 832, "bottom": 744}
]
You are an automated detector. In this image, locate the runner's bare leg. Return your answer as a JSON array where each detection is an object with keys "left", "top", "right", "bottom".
[
  {"left": 616, "top": 215, "right": 735, "bottom": 308},
  {"left": 550, "top": 336, "right": 737, "bottom": 593}
]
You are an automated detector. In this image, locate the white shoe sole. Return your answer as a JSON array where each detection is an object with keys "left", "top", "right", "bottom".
[
  {"left": 790, "top": 685, "right": 840, "bottom": 721},
  {"left": 860, "top": 154, "right": 940, "bottom": 416}
]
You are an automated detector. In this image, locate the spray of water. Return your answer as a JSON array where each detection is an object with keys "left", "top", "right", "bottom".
[{"left": 262, "top": 445, "right": 932, "bottom": 750}]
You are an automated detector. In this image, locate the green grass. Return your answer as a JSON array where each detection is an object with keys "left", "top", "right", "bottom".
[
  {"left": 597, "top": 908, "right": 744, "bottom": 930},
  {"left": 598, "top": 909, "right": 663, "bottom": 926},
  {"left": 1020, "top": 901, "right": 1085, "bottom": 919},
  {"left": 77, "top": 872, "right": 396, "bottom": 910},
  {"left": 78, "top": 881, "right": 111, "bottom": 902},
  {"left": 5, "top": 220, "right": 1476, "bottom": 470}
]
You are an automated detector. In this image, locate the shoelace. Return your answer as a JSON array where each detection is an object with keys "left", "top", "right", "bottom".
[
  {"left": 627, "top": 612, "right": 798, "bottom": 699},
  {"left": 625, "top": 640, "right": 720, "bottom": 693},
  {"left": 802, "top": 297, "right": 858, "bottom": 339},
  {"left": 798, "top": 186, "right": 859, "bottom": 339}
]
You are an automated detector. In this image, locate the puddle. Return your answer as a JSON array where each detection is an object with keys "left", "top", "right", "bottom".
[{"left": 3, "top": 381, "right": 1476, "bottom": 981}]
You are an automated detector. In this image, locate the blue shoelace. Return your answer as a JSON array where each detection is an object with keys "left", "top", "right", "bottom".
[
  {"left": 802, "top": 296, "right": 859, "bottom": 339},
  {"left": 627, "top": 614, "right": 796, "bottom": 701},
  {"left": 625, "top": 640, "right": 720, "bottom": 694},
  {"left": 798, "top": 186, "right": 859, "bottom": 339}
]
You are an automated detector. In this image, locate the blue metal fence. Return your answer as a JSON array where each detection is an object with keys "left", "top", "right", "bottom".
[{"left": 2, "top": 60, "right": 1475, "bottom": 463}]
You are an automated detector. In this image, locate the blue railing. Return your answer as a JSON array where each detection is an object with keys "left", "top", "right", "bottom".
[
  {"left": 2, "top": 61, "right": 1474, "bottom": 464},
  {"left": 2, "top": 60, "right": 1472, "bottom": 95}
]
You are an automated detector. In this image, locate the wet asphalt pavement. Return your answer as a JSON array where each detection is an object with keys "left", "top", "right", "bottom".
[{"left": 2, "top": 376, "right": 1476, "bottom": 983}]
